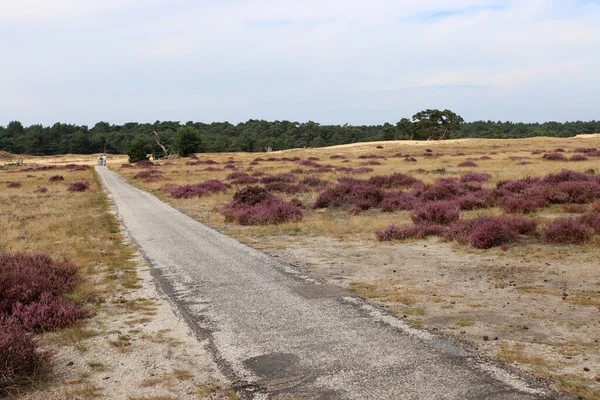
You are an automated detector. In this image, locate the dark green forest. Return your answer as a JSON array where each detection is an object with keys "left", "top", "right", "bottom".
[{"left": 1, "top": 117, "right": 599, "bottom": 156}]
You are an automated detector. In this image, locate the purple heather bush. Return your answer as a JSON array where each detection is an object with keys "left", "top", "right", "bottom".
[
  {"left": 410, "top": 201, "right": 460, "bottom": 225},
  {"left": 376, "top": 145, "right": 384, "bottom": 149},
  {"left": 456, "top": 194, "right": 488, "bottom": 211},
  {"left": 9, "top": 292, "right": 83, "bottom": 333},
  {"left": 48, "top": 175, "right": 64, "bottom": 182},
  {"left": 6, "top": 182, "right": 21, "bottom": 188},
  {"left": 264, "top": 182, "right": 309, "bottom": 194},
  {"left": 0, "top": 253, "right": 79, "bottom": 314},
  {"left": 33, "top": 187, "right": 48, "bottom": 193},
  {"left": 368, "top": 173, "right": 421, "bottom": 189},
  {"left": 457, "top": 160, "right": 478, "bottom": 167},
  {"left": 542, "top": 169, "right": 590, "bottom": 184},
  {"left": 460, "top": 172, "right": 491, "bottom": 183},
  {"left": 313, "top": 182, "right": 384, "bottom": 210},
  {"left": 226, "top": 172, "right": 246, "bottom": 180},
  {"left": 542, "top": 152, "right": 567, "bottom": 161},
  {"left": 359, "top": 161, "right": 381, "bottom": 166},
  {"left": 329, "top": 154, "right": 346, "bottom": 159},
  {"left": 578, "top": 212, "right": 600, "bottom": 232},
  {"left": 120, "top": 164, "right": 135, "bottom": 169},
  {"left": 531, "top": 149, "right": 546, "bottom": 155},
  {"left": 165, "top": 180, "right": 230, "bottom": 198},
  {"left": 469, "top": 220, "right": 519, "bottom": 249},
  {"left": 541, "top": 217, "right": 593, "bottom": 244},
  {"left": 220, "top": 186, "right": 302, "bottom": 225},
  {"left": 575, "top": 147, "right": 597, "bottom": 154},
  {"left": 134, "top": 160, "right": 156, "bottom": 168},
  {"left": 0, "top": 320, "right": 49, "bottom": 394},
  {"left": 231, "top": 175, "right": 260, "bottom": 185},
  {"left": 444, "top": 216, "right": 536, "bottom": 248},
  {"left": 375, "top": 224, "right": 446, "bottom": 241},
  {"left": 554, "top": 148, "right": 565, "bottom": 152},
  {"left": 417, "top": 178, "right": 466, "bottom": 202},
  {"left": 502, "top": 197, "right": 545, "bottom": 214},
  {"left": 300, "top": 176, "right": 328, "bottom": 188},
  {"left": 479, "top": 155, "right": 492, "bottom": 160},
  {"left": 133, "top": 170, "right": 163, "bottom": 181},
  {"left": 64, "top": 164, "right": 90, "bottom": 171},
  {"left": 335, "top": 167, "right": 374, "bottom": 174},
  {"left": 67, "top": 182, "right": 89, "bottom": 192},
  {"left": 358, "top": 154, "right": 386, "bottom": 159},
  {"left": 570, "top": 154, "right": 589, "bottom": 161}
]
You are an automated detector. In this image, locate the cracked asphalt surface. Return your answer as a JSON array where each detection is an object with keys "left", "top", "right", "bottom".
[{"left": 96, "top": 166, "right": 562, "bottom": 399}]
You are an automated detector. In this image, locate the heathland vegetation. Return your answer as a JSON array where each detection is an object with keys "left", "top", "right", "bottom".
[
  {"left": 2, "top": 133, "right": 600, "bottom": 398},
  {"left": 115, "top": 135, "right": 600, "bottom": 399},
  {"left": 2, "top": 112, "right": 600, "bottom": 156}
]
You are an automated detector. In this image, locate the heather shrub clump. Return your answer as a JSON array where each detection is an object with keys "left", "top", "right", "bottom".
[
  {"left": 460, "top": 173, "right": 491, "bottom": 183},
  {"left": 48, "top": 175, "right": 64, "bottom": 182},
  {"left": 220, "top": 186, "right": 302, "bottom": 225},
  {"left": 164, "top": 180, "right": 230, "bottom": 198},
  {"left": 64, "top": 164, "right": 89, "bottom": 171},
  {"left": 6, "top": 182, "right": 21, "bottom": 188},
  {"left": 133, "top": 170, "right": 163, "bottom": 181},
  {"left": 375, "top": 224, "right": 446, "bottom": 241},
  {"left": 0, "top": 321, "right": 49, "bottom": 394},
  {"left": 469, "top": 220, "right": 519, "bottom": 249},
  {"left": 10, "top": 293, "right": 83, "bottom": 332},
  {"left": 67, "top": 182, "right": 89, "bottom": 192},
  {"left": 230, "top": 175, "right": 260, "bottom": 185},
  {"left": 410, "top": 201, "right": 460, "bottom": 225},
  {"left": 542, "top": 152, "right": 567, "bottom": 161},
  {"left": 570, "top": 154, "right": 589, "bottom": 161},
  {"left": 380, "top": 192, "right": 416, "bottom": 212},
  {"left": 578, "top": 212, "right": 600, "bottom": 232},
  {"left": 33, "top": 187, "right": 48, "bottom": 193},
  {"left": 446, "top": 216, "right": 536, "bottom": 248},
  {"left": 457, "top": 160, "right": 478, "bottom": 167},
  {"left": 300, "top": 176, "right": 328, "bottom": 188},
  {"left": 313, "top": 182, "right": 384, "bottom": 210},
  {"left": 264, "top": 182, "right": 308, "bottom": 194},
  {"left": 0, "top": 253, "right": 79, "bottom": 313},
  {"left": 0, "top": 253, "right": 82, "bottom": 392},
  {"left": 541, "top": 218, "right": 593, "bottom": 244}
]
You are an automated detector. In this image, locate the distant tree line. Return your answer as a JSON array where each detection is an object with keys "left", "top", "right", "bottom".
[{"left": 1, "top": 116, "right": 599, "bottom": 156}]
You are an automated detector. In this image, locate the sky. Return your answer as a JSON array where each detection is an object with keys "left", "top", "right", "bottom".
[{"left": 1, "top": 0, "right": 600, "bottom": 126}]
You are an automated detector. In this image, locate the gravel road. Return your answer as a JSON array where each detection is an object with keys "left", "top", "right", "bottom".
[{"left": 96, "top": 166, "right": 561, "bottom": 400}]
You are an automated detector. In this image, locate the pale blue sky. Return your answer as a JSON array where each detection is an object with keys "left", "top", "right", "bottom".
[{"left": 1, "top": 0, "right": 599, "bottom": 126}]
